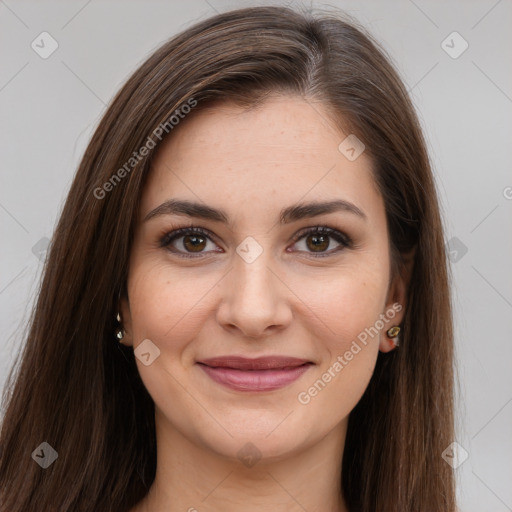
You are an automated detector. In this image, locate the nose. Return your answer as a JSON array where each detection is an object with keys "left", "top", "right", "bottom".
[{"left": 216, "top": 249, "right": 292, "bottom": 339}]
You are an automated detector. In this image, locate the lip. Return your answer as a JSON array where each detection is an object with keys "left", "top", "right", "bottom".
[{"left": 197, "top": 356, "right": 313, "bottom": 392}]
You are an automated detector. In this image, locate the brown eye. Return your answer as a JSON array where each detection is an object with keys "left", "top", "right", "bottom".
[
  {"left": 160, "top": 227, "right": 221, "bottom": 258},
  {"left": 305, "top": 234, "right": 329, "bottom": 252},
  {"left": 183, "top": 234, "right": 207, "bottom": 252},
  {"left": 291, "top": 226, "right": 351, "bottom": 256}
]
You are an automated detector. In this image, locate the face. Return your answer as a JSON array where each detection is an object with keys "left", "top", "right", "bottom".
[{"left": 121, "top": 95, "right": 406, "bottom": 462}]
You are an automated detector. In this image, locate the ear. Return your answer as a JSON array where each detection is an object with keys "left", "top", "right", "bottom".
[
  {"left": 118, "top": 292, "right": 134, "bottom": 347},
  {"left": 379, "top": 247, "right": 415, "bottom": 353}
]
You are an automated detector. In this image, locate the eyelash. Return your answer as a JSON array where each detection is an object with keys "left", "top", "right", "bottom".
[{"left": 159, "top": 225, "right": 353, "bottom": 259}]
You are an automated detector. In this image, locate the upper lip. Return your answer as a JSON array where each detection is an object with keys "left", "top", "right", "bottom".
[{"left": 197, "top": 356, "right": 311, "bottom": 371}]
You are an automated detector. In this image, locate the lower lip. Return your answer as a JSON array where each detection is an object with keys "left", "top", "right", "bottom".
[{"left": 198, "top": 363, "right": 312, "bottom": 392}]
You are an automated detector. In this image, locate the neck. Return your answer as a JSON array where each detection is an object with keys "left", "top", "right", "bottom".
[{"left": 135, "top": 410, "right": 350, "bottom": 512}]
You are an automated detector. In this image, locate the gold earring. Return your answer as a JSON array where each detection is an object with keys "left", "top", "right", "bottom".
[
  {"left": 386, "top": 326, "right": 400, "bottom": 338},
  {"left": 386, "top": 326, "right": 400, "bottom": 347}
]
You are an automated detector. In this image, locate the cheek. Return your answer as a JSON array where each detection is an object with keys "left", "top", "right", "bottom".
[
  {"left": 126, "top": 260, "right": 219, "bottom": 411},
  {"left": 127, "top": 259, "right": 218, "bottom": 350},
  {"left": 293, "top": 271, "right": 387, "bottom": 422},
  {"left": 288, "top": 261, "right": 389, "bottom": 350}
]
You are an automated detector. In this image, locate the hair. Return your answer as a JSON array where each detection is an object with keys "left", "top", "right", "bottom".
[{"left": 0, "top": 5, "right": 455, "bottom": 511}]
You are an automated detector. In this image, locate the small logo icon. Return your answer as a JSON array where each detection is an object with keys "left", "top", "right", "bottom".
[
  {"left": 134, "top": 339, "right": 161, "bottom": 366},
  {"left": 441, "top": 441, "right": 469, "bottom": 469},
  {"left": 441, "top": 32, "right": 468, "bottom": 59},
  {"left": 31, "top": 32, "right": 59, "bottom": 59},
  {"left": 32, "top": 441, "right": 58, "bottom": 469},
  {"left": 338, "top": 134, "right": 365, "bottom": 161},
  {"left": 237, "top": 442, "right": 262, "bottom": 468},
  {"left": 446, "top": 237, "right": 468, "bottom": 263},
  {"left": 236, "top": 236, "right": 263, "bottom": 264},
  {"left": 503, "top": 186, "right": 512, "bottom": 200},
  {"left": 32, "top": 237, "right": 50, "bottom": 261}
]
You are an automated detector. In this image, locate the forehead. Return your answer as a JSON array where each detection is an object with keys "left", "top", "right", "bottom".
[{"left": 142, "top": 96, "right": 382, "bottom": 223}]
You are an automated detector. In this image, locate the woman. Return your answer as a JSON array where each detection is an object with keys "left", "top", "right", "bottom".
[{"left": 0, "top": 5, "right": 456, "bottom": 511}]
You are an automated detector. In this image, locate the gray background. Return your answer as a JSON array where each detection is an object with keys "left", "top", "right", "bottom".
[{"left": 1, "top": 1, "right": 511, "bottom": 510}]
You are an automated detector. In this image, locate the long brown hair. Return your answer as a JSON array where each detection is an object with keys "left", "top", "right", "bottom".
[{"left": 0, "top": 6, "right": 455, "bottom": 511}]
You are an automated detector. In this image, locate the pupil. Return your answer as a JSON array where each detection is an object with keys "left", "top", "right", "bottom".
[
  {"left": 307, "top": 234, "right": 328, "bottom": 252},
  {"left": 184, "top": 235, "right": 205, "bottom": 252}
]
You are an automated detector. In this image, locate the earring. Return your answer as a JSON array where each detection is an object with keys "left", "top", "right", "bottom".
[
  {"left": 386, "top": 326, "right": 400, "bottom": 347},
  {"left": 116, "top": 312, "right": 125, "bottom": 341}
]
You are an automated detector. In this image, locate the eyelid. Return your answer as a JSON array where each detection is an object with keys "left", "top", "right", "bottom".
[
  {"left": 290, "top": 225, "right": 352, "bottom": 246},
  {"left": 159, "top": 226, "right": 222, "bottom": 259},
  {"left": 159, "top": 225, "right": 218, "bottom": 247},
  {"left": 159, "top": 224, "right": 352, "bottom": 258},
  {"left": 286, "top": 225, "right": 352, "bottom": 258}
]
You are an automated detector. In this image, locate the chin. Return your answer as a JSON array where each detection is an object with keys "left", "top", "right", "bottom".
[{"left": 190, "top": 406, "right": 323, "bottom": 463}]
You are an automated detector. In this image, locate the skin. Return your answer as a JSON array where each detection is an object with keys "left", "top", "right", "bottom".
[{"left": 121, "top": 95, "right": 408, "bottom": 512}]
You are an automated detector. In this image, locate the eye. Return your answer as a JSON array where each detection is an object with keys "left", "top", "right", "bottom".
[
  {"left": 159, "top": 225, "right": 352, "bottom": 259},
  {"left": 289, "top": 226, "right": 352, "bottom": 257},
  {"left": 160, "top": 227, "right": 222, "bottom": 258}
]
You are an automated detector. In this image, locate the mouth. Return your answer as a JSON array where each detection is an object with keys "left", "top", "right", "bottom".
[{"left": 196, "top": 356, "right": 314, "bottom": 392}]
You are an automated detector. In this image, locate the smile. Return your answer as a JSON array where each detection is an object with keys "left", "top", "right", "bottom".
[{"left": 197, "top": 356, "right": 314, "bottom": 392}]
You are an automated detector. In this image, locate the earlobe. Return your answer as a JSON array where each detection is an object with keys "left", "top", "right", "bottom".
[
  {"left": 378, "top": 298, "right": 403, "bottom": 353},
  {"left": 117, "top": 295, "right": 134, "bottom": 347},
  {"left": 379, "top": 247, "right": 416, "bottom": 353},
  {"left": 379, "top": 325, "right": 401, "bottom": 352}
]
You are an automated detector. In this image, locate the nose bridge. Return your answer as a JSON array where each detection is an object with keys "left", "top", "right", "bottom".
[
  {"left": 217, "top": 239, "right": 291, "bottom": 337},
  {"left": 231, "top": 246, "right": 277, "bottom": 307}
]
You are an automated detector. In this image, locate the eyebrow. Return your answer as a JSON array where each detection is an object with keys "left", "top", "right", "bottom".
[{"left": 144, "top": 198, "right": 367, "bottom": 224}]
